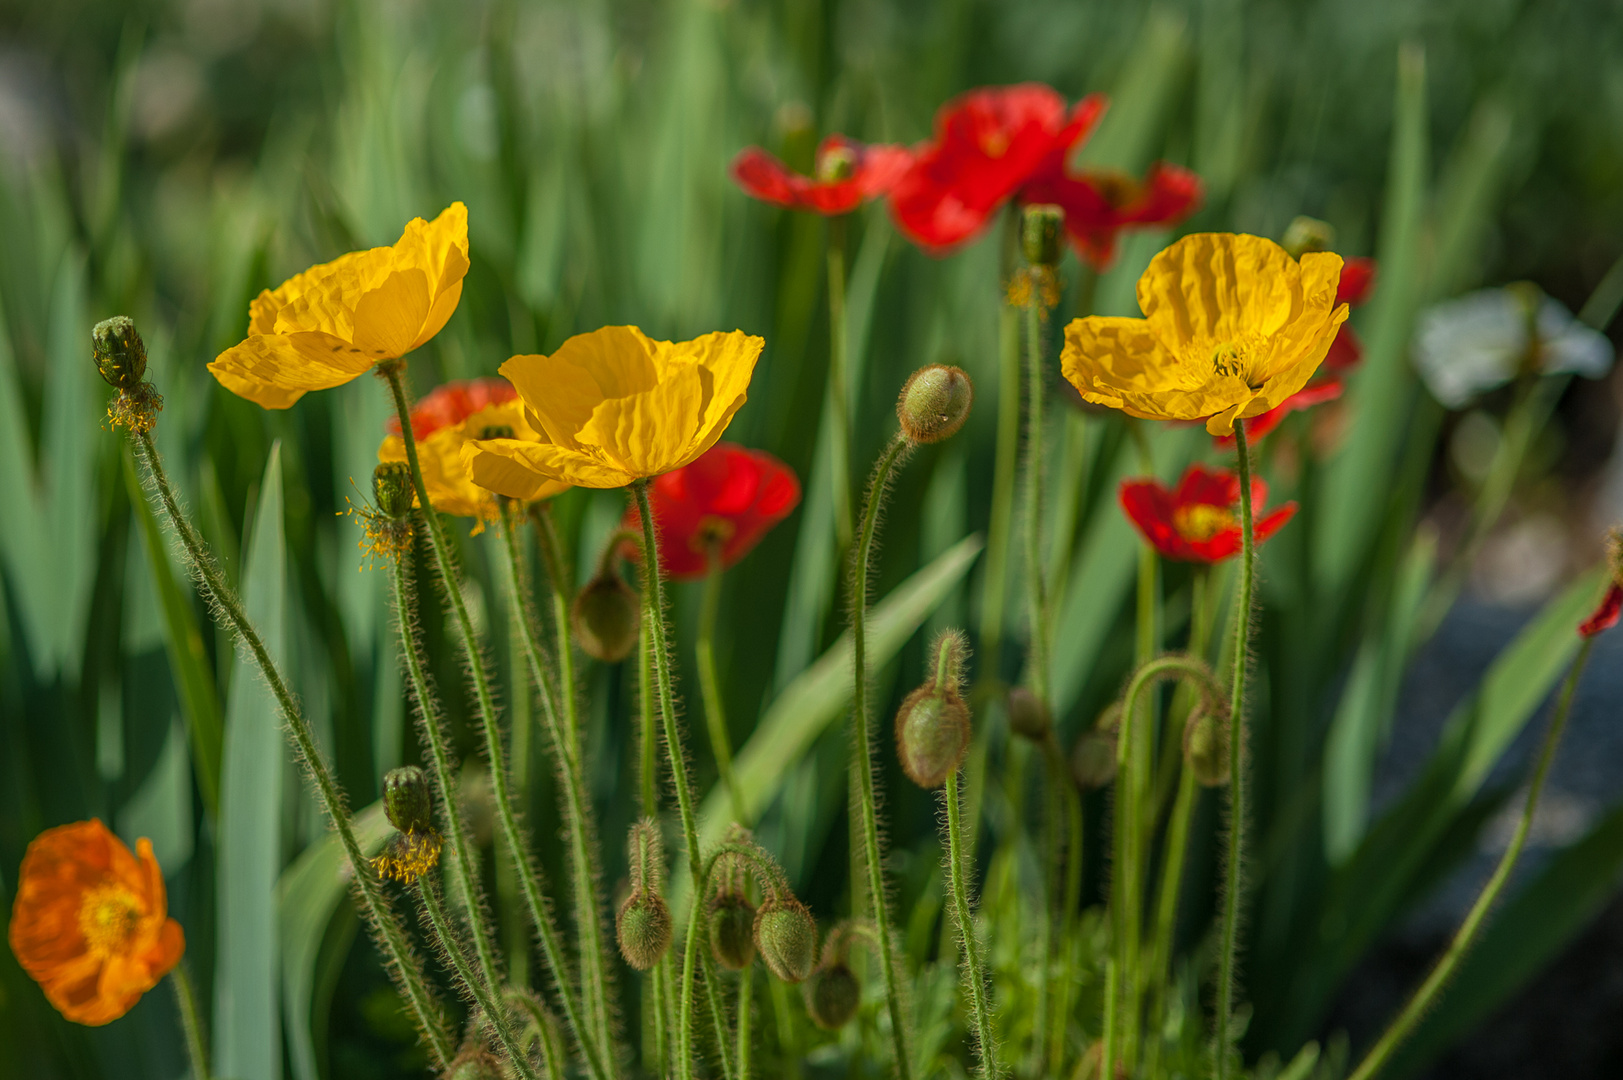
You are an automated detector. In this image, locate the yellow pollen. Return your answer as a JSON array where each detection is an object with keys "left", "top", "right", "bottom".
[
  {"left": 77, "top": 884, "right": 143, "bottom": 959},
  {"left": 1211, "top": 343, "right": 1245, "bottom": 380},
  {"left": 372, "top": 829, "right": 444, "bottom": 884},
  {"left": 980, "top": 130, "right": 1010, "bottom": 158},
  {"left": 1173, "top": 504, "right": 1235, "bottom": 543}
]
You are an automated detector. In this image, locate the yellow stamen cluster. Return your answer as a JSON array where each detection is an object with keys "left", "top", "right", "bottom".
[
  {"left": 341, "top": 497, "right": 416, "bottom": 570},
  {"left": 1006, "top": 266, "right": 1063, "bottom": 310},
  {"left": 106, "top": 387, "right": 164, "bottom": 435},
  {"left": 77, "top": 884, "right": 143, "bottom": 959},
  {"left": 372, "top": 828, "right": 444, "bottom": 884},
  {"left": 1173, "top": 504, "right": 1236, "bottom": 543}
]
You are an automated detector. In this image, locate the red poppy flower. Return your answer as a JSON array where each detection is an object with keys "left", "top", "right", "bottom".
[
  {"left": 1022, "top": 161, "right": 1204, "bottom": 268},
  {"left": 620, "top": 442, "right": 801, "bottom": 580},
  {"left": 889, "top": 84, "right": 1108, "bottom": 251},
  {"left": 1579, "top": 583, "right": 1622, "bottom": 638},
  {"left": 731, "top": 135, "right": 914, "bottom": 216},
  {"left": 1213, "top": 379, "right": 1344, "bottom": 449},
  {"left": 1319, "top": 257, "right": 1378, "bottom": 372},
  {"left": 1119, "top": 464, "right": 1297, "bottom": 563},
  {"left": 385, "top": 376, "right": 518, "bottom": 441}
]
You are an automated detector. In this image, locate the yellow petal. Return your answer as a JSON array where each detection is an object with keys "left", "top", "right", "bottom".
[
  {"left": 1137, "top": 233, "right": 1304, "bottom": 348},
  {"left": 1060, "top": 316, "right": 1213, "bottom": 421},
  {"left": 465, "top": 438, "right": 637, "bottom": 492},
  {"left": 209, "top": 332, "right": 378, "bottom": 410},
  {"left": 269, "top": 249, "right": 393, "bottom": 341},
  {"left": 353, "top": 268, "right": 433, "bottom": 359},
  {"left": 684, "top": 330, "right": 765, "bottom": 466}
]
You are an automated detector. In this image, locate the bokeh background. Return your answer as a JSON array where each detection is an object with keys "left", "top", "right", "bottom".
[{"left": 3, "top": 1, "right": 1623, "bottom": 1078}]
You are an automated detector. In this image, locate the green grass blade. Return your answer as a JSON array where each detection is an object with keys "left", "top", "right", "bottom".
[
  {"left": 214, "top": 443, "right": 288, "bottom": 1080},
  {"left": 41, "top": 250, "right": 96, "bottom": 680},
  {"left": 0, "top": 299, "right": 49, "bottom": 680}
]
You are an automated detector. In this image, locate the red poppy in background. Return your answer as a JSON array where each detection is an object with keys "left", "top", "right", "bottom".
[
  {"left": 1580, "top": 583, "right": 1622, "bottom": 638},
  {"left": 731, "top": 135, "right": 914, "bottom": 216},
  {"left": 1120, "top": 464, "right": 1297, "bottom": 563},
  {"left": 1324, "top": 256, "right": 1378, "bottom": 371},
  {"left": 386, "top": 376, "right": 517, "bottom": 440},
  {"left": 889, "top": 84, "right": 1108, "bottom": 251},
  {"left": 621, "top": 443, "right": 801, "bottom": 580},
  {"left": 1022, "top": 161, "right": 1204, "bottom": 268},
  {"left": 1213, "top": 379, "right": 1345, "bottom": 449}
]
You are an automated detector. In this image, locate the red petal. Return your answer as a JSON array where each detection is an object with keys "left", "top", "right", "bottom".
[
  {"left": 731, "top": 147, "right": 807, "bottom": 209},
  {"left": 387, "top": 377, "right": 518, "bottom": 439},
  {"left": 1173, "top": 463, "right": 1245, "bottom": 509},
  {"left": 1579, "top": 583, "right": 1622, "bottom": 638},
  {"left": 1119, "top": 478, "right": 1194, "bottom": 561},
  {"left": 1336, "top": 257, "right": 1377, "bottom": 307},
  {"left": 1213, "top": 379, "right": 1343, "bottom": 448},
  {"left": 1323, "top": 325, "right": 1363, "bottom": 372}
]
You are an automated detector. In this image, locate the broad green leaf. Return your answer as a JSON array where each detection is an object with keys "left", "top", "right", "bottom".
[
  {"left": 0, "top": 300, "right": 49, "bottom": 680},
  {"left": 124, "top": 449, "right": 223, "bottom": 817},
  {"left": 41, "top": 250, "right": 95, "bottom": 681},
  {"left": 215, "top": 443, "right": 287, "bottom": 1080},
  {"left": 280, "top": 801, "right": 390, "bottom": 1080}
]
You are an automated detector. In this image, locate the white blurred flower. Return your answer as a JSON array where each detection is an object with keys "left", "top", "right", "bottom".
[{"left": 1413, "top": 284, "right": 1613, "bottom": 408}]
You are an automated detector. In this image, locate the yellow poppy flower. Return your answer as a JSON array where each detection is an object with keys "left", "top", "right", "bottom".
[
  {"left": 210, "top": 203, "right": 470, "bottom": 409},
  {"left": 1060, "top": 232, "right": 1348, "bottom": 435},
  {"left": 379, "top": 400, "right": 568, "bottom": 528},
  {"left": 464, "top": 326, "right": 764, "bottom": 492}
]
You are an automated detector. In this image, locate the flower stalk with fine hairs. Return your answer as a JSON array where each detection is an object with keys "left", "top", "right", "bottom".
[
  {"left": 169, "top": 966, "right": 210, "bottom": 1080},
  {"left": 377, "top": 361, "right": 614, "bottom": 1080},
  {"left": 95, "top": 320, "right": 454, "bottom": 1067}
]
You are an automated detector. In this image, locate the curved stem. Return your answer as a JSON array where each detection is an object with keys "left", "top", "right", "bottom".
[
  {"left": 699, "top": 549, "right": 747, "bottom": 822},
  {"left": 851, "top": 434, "right": 915, "bottom": 1080},
  {"left": 417, "top": 878, "right": 543, "bottom": 1080},
  {"left": 499, "top": 505, "right": 616, "bottom": 1065},
  {"left": 129, "top": 428, "right": 453, "bottom": 1067},
  {"left": 1347, "top": 637, "right": 1596, "bottom": 1080},
  {"left": 169, "top": 966, "right": 210, "bottom": 1080},
  {"left": 379, "top": 366, "right": 609, "bottom": 1080},
  {"left": 828, "top": 213, "right": 854, "bottom": 553},
  {"left": 1215, "top": 421, "right": 1256, "bottom": 1080},
  {"left": 945, "top": 767, "right": 999, "bottom": 1078}
]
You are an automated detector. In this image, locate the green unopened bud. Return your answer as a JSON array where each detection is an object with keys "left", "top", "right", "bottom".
[
  {"left": 804, "top": 961, "right": 861, "bottom": 1030},
  {"left": 617, "top": 889, "right": 672, "bottom": 970},
  {"left": 1182, "top": 709, "right": 1230, "bottom": 787},
  {"left": 372, "top": 462, "right": 415, "bottom": 519},
  {"left": 383, "top": 765, "right": 433, "bottom": 834},
  {"left": 1071, "top": 705, "right": 1120, "bottom": 790},
  {"left": 1022, "top": 203, "right": 1066, "bottom": 267},
  {"left": 709, "top": 891, "right": 758, "bottom": 971},
  {"left": 1282, "top": 216, "right": 1336, "bottom": 259},
  {"left": 1007, "top": 686, "right": 1051, "bottom": 742},
  {"left": 478, "top": 425, "right": 514, "bottom": 441},
  {"left": 754, "top": 897, "right": 817, "bottom": 984},
  {"left": 92, "top": 316, "right": 148, "bottom": 391},
  {"left": 895, "top": 683, "right": 971, "bottom": 791},
  {"left": 572, "top": 572, "right": 640, "bottom": 663},
  {"left": 446, "top": 1048, "right": 504, "bottom": 1080},
  {"left": 897, "top": 364, "right": 973, "bottom": 445}
]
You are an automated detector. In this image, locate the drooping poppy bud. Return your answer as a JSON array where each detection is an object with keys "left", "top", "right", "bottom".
[
  {"left": 1021, "top": 203, "right": 1066, "bottom": 267},
  {"left": 709, "top": 890, "right": 758, "bottom": 971},
  {"left": 897, "top": 365, "right": 974, "bottom": 445},
  {"left": 1006, "top": 686, "right": 1051, "bottom": 742},
  {"left": 804, "top": 961, "right": 861, "bottom": 1030},
  {"left": 372, "top": 462, "right": 415, "bottom": 520},
  {"left": 617, "top": 890, "right": 673, "bottom": 971},
  {"left": 754, "top": 897, "right": 817, "bottom": 984},
  {"left": 573, "top": 538, "right": 641, "bottom": 663},
  {"left": 447, "top": 1048, "right": 504, "bottom": 1080},
  {"left": 92, "top": 316, "right": 148, "bottom": 391},
  {"left": 895, "top": 629, "right": 973, "bottom": 789},
  {"left": 1182, "top": 709, "right": 1230, "bottom": 787},
  {"left": 383, "top": 765, "right": 434, "bottom": 834},
  {"left": 1071, "top": 704, "right": 1120, "bottom": 790}
]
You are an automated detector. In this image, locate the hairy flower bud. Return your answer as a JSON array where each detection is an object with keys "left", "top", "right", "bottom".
[
  {"left": 1071, "top": 705, "right": 1120, "bottom": 790},
  {"left": 1281, "top": 215, "right": 1336, "bottom": 259},
  {"left": 92, "top": 316, "right": 148, "bottom": 391},
  {"left": 617, "top": 889, "right": 672, "bottom": 971},
  {"left": 897, "top": 365, "right": 973, "bottom": 445},
  {"left": 1182, "top": 709, "right": 1230, "bottom": 787},
  {"left": 895, "top": 685, "right": 971, "bottom": 789},
  {"left": 804, "top": 961, "right": 861, "bottom": 1030},
  {"left": 754, "top": 897, "right": 817, "bottom": 983},
  {"left": 572, "top": 571, "right": 640, "bottom": 663},
  {"left": 1022, "top": 203, "right": 1066, "bottom": 267},
  {"left": 446, "top": 1049, "right": 504, "bottom": 1080},
  {"left": 1006, "top": 686, "right": 1051, "bottom": 742},
  {"left": 383, "top": 766, "right": 433, "bottom": 834},
  {"left": 372, "top": 462, "right": 415, "bottom": 520},
  {"left": 708, "top": 890, "right": 758, "bottom": 971}
]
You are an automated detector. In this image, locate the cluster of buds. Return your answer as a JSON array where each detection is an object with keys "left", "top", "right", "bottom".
[
  {"left": 573, "top": 531, "right": 641, "bottom": 663},
  {"left": 373, "top": 766, "right": 445, "bottom": 884},
  {"left": 802, "top": 921, "right": 867, "bottom": 1030},
  {"left": 895, "top": 629, "right": 973, "bottom": 789},
  {"left": 92, "top": 317, "right": 163, "bottom": 434},
  {"left": 616, "top": 819, "right": 672, "bottom": 971}
]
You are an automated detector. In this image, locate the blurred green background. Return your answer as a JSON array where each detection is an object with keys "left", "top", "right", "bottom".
[{"left": 3, "top": 1, "right": 1623, "bottom": 1078}]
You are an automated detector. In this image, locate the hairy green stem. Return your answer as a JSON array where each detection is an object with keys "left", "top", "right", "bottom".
[
  {"left": 129, "top": 428, "right": 453, "bottom": 1067},
  {"left": 379, "top": 365, "right": 609, "bottom": 1079},
  {"left": 1347, "top": 637, "right": 1596, "bottom": 1080},
  {"left": 512, "top": 992, "right": 568, "bottom": 1080},
  {"left": 169, "top": 966, "right": 210, "bottom": 1080},
  {"left": 851, "top": 434, "right": 916, "bottom": 1080},
  {"left": 946, "top": 767, "right": 999, "bottom": 1077},
  {"left": 1216, "top": 421, "right": 1256, "bottom": 1080},
  {"left": 828, "top": 213, "right": 854, "bottom": 552}
]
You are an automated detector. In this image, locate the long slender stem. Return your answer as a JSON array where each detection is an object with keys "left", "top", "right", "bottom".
[
  {"left": 851, "top": 434, "right": 915, "bottom": 1080},
  {"left": 737, "top": 962, "right": 754, "bottom": 1079},
  {"left": 129, "top": 428, "right": 453, "bottom": 1067},
  {"left": 699, "top": 550, "right": 747, "bottom": 821},
  {"left": 169, "top": 966, "right": 210, "bottom": 1080},
  {"left": 828, "top": 214, "right": 854, "bottom": 553},
  {"left": 1215, "top": 421, "right": 1257, "bottom": 1080},
  {"left": 946, "top": 767, "right": 999, "bottom": 1077},
  {"left": 499, "top": 506, "right": 616, "bottom": 1064},
  {"left": 378, "top": 366, "right": 609, "bottom": 1080},
  {"left": 417, "top": 878, "right": 543, "bottom": 1080},
  {"left": 980, "top": 208, "right": 1023, "bottom": 668},
  {"left": 1347, "top": 637, "right": 1596, "bottom": 1080}
]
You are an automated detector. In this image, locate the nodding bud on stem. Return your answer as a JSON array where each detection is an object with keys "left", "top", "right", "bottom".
[
  {"left": 1183, "top": 708, "right": 1231, "bottom": 787},
  {"left": 804, "top": 960, "right": 861, "bottom": 1030},
  {"left": 618, "top": 820, "right": 671, "bottom": 970},
  {"left": 1282, "top": 215, "right": 1336, "bottom": 259},
  {"left": 383, "top": 766, "right": 433, "bottom": 834},
  {"left": 1006, "top": 686, "right": 1051, "bottom": 742},
  {"left": 895, "top": 629, "right": 973, "bottom": 789},
  {"left": 93, "top": 317, "right": 148, "bottom": 391},
  {"left": 709, "top": 888, "right": 758, "bottom": 971},
  {"left": 573, "top": 537, "right": 640, "bottom": 663},
  {"left": 753, "top": 896, "right": 817, "bottom": 983},
  {"left": 446, "top": 1049, "right": 504, "bottom": 1080},
  {"left": 1071, "top": 704, "right": 1120, "bottom": 790},
  {"left": 372, "top": 462, "right": 415, "bottom": 520},
  {"left": 897, "top": 365, "right": 973, "bottom": 445},
  {"left": 1021, "top": 203, "right": 1066, "bottom": 267}
]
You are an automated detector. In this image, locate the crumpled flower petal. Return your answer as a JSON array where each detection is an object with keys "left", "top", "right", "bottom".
[
  {"left": 1119, "top": 464, "right": 1297, "bottom": 563},
  {"left": 731, "top": 135, "right": 913, "bottom": 216}
]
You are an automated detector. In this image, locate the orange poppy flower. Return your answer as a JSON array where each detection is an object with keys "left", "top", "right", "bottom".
[{"left": 8, "top": 820, "right": 184, "bottom": 1025}]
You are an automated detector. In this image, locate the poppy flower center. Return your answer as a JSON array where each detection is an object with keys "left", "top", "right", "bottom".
[
  {"left": 691, "top": 515, "right": 736, "bottom": 555},
  {"left": 77, "top": 884, "right": 143, "bottom": 959},
  {"left": 979, "top": 130, "right": 1010, "bottom": 158},
  {"left": 1173, "top": 504, "right": 1235, "bottom": 543},
  {"left": 816, "top": 147, "right": 857, "bottom": 184},
  {"left": 1088, "top": 170, "right": 1140, "bottom": 210}
]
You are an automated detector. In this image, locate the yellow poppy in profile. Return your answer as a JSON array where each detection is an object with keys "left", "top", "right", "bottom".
[
  {"left": 465, "top": 326, "right": 764, "bottom": 492},
  {"left": 210, "top": 203, "right": 470, "bottom": 409},
  {"left": 1060, "top": 232, "right": 1348, "bottom": 435}
]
